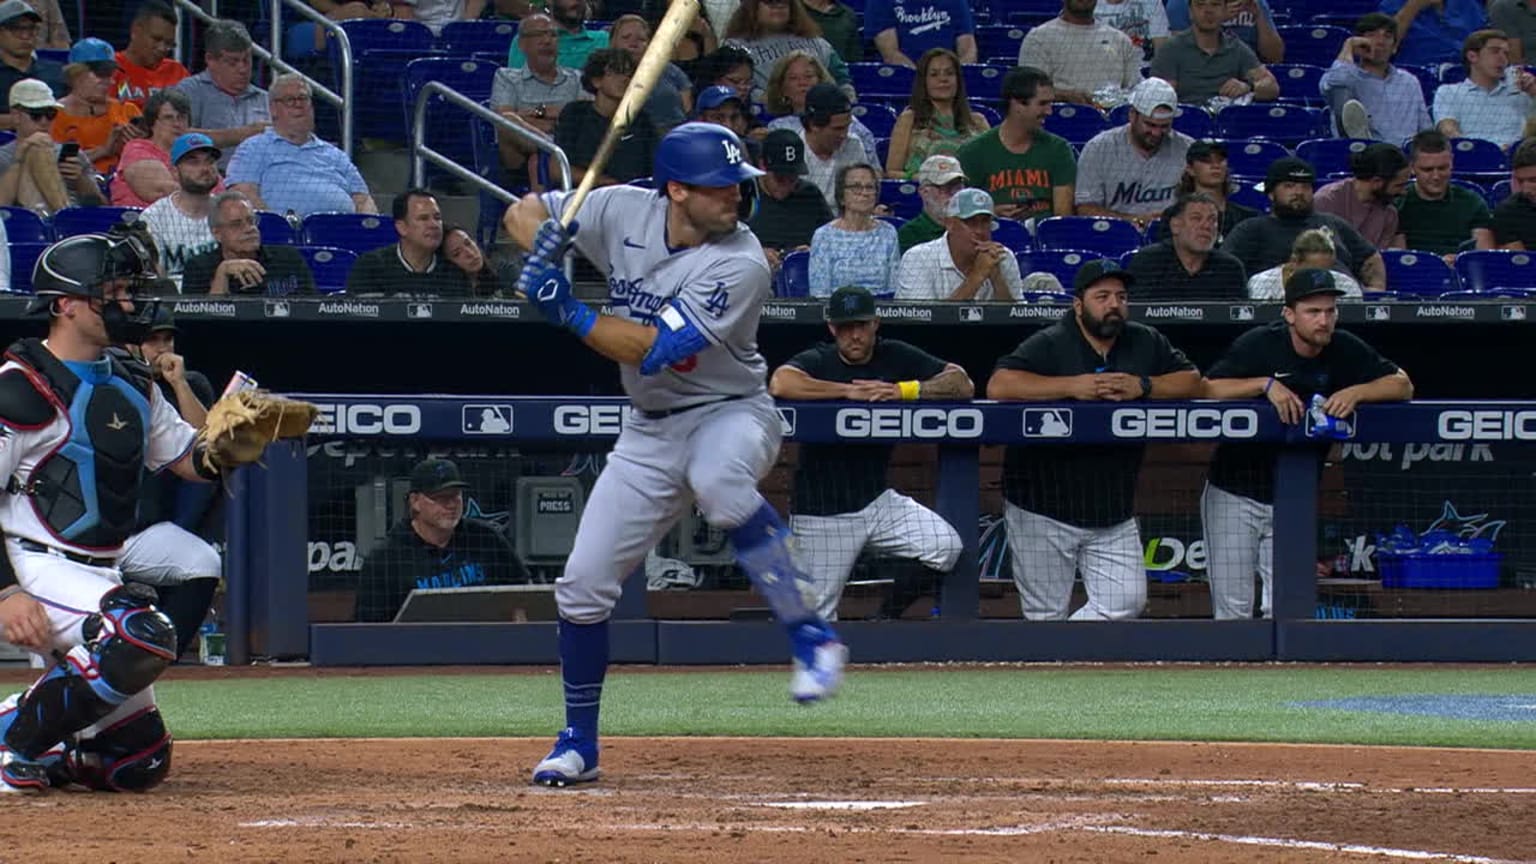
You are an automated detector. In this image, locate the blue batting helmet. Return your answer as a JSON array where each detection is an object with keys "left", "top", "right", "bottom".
[{"left": 652, "top": 122, "right": 764, "bottom": 189}]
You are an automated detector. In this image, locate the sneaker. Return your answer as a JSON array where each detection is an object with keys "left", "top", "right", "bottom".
[
  {"left": 1339, "top": 99, "right": 1372, "bottom": 140},
  {"left": 0, "top": 752, "right": 49, "bottom": 793},
  {"left": 789, "top": 622, "right": 848, "bottom": 704},
  {"left": 532, "top": 727, "right": 599, "bottom": 787}
]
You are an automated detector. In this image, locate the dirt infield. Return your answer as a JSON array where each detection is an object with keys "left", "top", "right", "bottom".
[{"left": 4, "top": 737, "right": 1534, "bottom": 863}]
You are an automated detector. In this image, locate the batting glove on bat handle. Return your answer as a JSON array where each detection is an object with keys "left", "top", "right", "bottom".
[
  {"left": 522, "top": 255, "right": 596, "bottom": 338},
  {"left": 531, "top": 217, "right": 578, "bottom": 265}
]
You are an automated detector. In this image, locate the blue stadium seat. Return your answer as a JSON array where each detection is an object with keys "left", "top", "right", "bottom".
[
  {"left": 847, "top": 63, "right": 915, "bottom": 98},
  {"left": 1399, "top": 64, "right": 1440, "bottom": 103},
  {"left": 1449, "top": 137, "right": 1508, "bottom": 179},
  {"left": 1017, "top": 248, "right": 1096, "bottom": 287},
  {"left": 5, "top": 243, "right": 46, "bottom": 293},
  {"left": 875, "top": 136, "right": 891, "bottom": 167},
  {"left": 973, "top": 104, "right": 1002, "bottom": 127},
  {"left": 1225, "top": 139, "right": 1291, "bottom": 177},
  {"left": 961, "top": 64, "right": 1009, "bottom": 101},
  {"left": 1043, "top": 103, "right": 1109, "bottom": 146},
  {"left": 34, "top": 48, "right": 66, "bottom": 65},
  {"left": 1295, "top": 138, "right": 1375, "bottom": 178},
  {"left": 0, "top": 207, "right": 51, "bottom": 243},
  {"left": 1270, "top": 64, "right": 1327, "bottom": 105},
  {"left": 877, "top": 215, "right": 903, "bottom": 231},
  {"left": 1437, "top": 288, "right": 1536, "bottom": 300},
  {"left": 1446, "top": 178, "right": 1490, "bottom": 206},
  {"left": 438, "top": 19, "right": 518, "bottom": 56},
  {"left": 992, "top": 217, "right": 1030, "bottom": 253},
  {"left": 335, "top": 20, "right": 440, "bottom": 142},
  {"left": 1491, "top": 179, "right": 1513, "bottom": 206},
  {"left": 256, "top": 211, "right": 297, "bottom": 245},
  {"left": 1216, "top": 104, "right": 1328, "bottom": 146},
  {"left": 1034, "top": 216, "right": 1144, "bottom": 257},
  {"left": 52, "top": 206, "right": 141, "bottom": 237},
  {"left": 1229, "top": 180, "right": 1273, "bottom": 213},
  {"left": 300, "top": 246, "right": 359, "bottom": 294},
  {"left": 1275, "top": 26, "right": 1350, "bottom": 66},
  {"left": 778, "top": 250, "right": 810, "bottom": 297},
  {"left": 404, "top": 57, "right": 500, "bottom": 178},
  {"left": 1438, "top": 62, "right": 1468, "bottom": 84},
  {"left": 1455, "top": 251, "right": 1536, "bottom": 292},
  {"left": 302, "top": 213, "right": 398, "bottom": 252},
  {"left": 851, "top": 103, "right": 899, "bottom": 139},
  {"left": 974, "top": 25, "right": 1027, "bottom": 62},
  {"left": 1107, "top": 103, "right": 1214, "bottom": 138},
  {"left": 880, "top": 179, "right": 922, "bottom": 219},
  {"left": 1381, "top": 249, "right": 1460, "bottom": 295}
]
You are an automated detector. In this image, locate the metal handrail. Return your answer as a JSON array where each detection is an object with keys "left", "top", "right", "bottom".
[{"left": 169, "top": 0, "right": 354, "bottom": 156}]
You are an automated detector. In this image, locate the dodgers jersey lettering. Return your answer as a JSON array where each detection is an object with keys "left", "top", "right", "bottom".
[{"left": 540, "top": 185, "right": 773, "bottom": 412}]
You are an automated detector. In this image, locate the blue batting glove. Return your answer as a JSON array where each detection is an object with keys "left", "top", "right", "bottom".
[
  {"left": 530, "top": 217, "right": 578, "bottom": 265},
  {"left": 521, "top": 255, "right": 596, "bottom": 337}
]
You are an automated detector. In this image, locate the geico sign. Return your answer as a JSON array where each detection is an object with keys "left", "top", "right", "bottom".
[
  {"left": 553, "top": 404, "right": 625, "bottom": 436},
  {"left": 835, "top": 407, "right": 984, "bottom": 439},
  {"left": 1111, "top": 407, "right": 1259, "bottom": 439},
  {"left": 1437, "top": 410, "right": 1536, "bottom": 441},
  {"left": 311, "top": 403, "right": 421, "bottom": 435}
]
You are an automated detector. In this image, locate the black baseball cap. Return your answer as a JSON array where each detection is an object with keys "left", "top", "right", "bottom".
[
  {"left": 1265, "top": 156, "right": 1316, "bottom": 191},
  {"left": 409, "top": 458, "right": 470, "bottom": 495},
  {"left": 825, "top": 285, "right": 877, "bottom": 323},
  {"left": 761, "top": 128, "right": 807, "bottom": 175},
  {"left": 1283, "top": 267, "right": 1346, "bottom": 305},
  {"left": 148, "top": 305, "right": 178, "bottom": 333},
  {"left": 1073, "top": 258, "right": 1135, "bottom": 295},
  {"left": 1186, "top": 139, "right": 1228, "bottom": 163},
  {"left": 803, "top": 82, "right": 850, "bottom": 121}
]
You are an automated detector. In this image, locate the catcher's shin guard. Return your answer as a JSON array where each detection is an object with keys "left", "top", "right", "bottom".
[
  {"left": 2, "top": 584, "right": 175, "bottom": 761},
  {"left": 52, "top": 705, "right": 173, "bottom": 792}
]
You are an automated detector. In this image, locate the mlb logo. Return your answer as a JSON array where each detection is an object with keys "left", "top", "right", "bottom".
[
  {"left": 1366, "top": 305, "right": 1391, "bottom": 321},
  {"left": 1023, "top": 408, "right": 1072, "bottom": 438},
  {"left": 776, "top": 407, "right": 797, "bottom": 436},
  {"left": 407, "top": 302, "right": 434, "bottom": 319},
  {"left": 959, "top": 306, "right": 983, "bottom": 322},
  {"left": 462, "top": 404, "right": 513, "bottom": 435},
  {"left": 1230, "top": 305, "right": 1255, "bottom": 321},
  {"left": 264, "top": 300, "right": 290, "bottom": 318},
  {"left": 1503, "top": 305, "right": 1527, "bottom": 321}
]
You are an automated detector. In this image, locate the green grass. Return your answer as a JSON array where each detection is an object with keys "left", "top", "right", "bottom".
[{"left": 152, "top": 666, "right": 1536, "bottom": 749}]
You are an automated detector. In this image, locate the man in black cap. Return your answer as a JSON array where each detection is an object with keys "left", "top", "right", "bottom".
[
  {"left": 799, "top": 81, "right": 870, "bottom": 209},
  {"left": 769, "top": 286, "right": 972, "bottom": 620},
  {"left": 1220, "top": 156, "right": 1386, "bottom": 292},
  {"left": 1200, "top": 268, "right": 1412, "bottom": 619},
  {"left": 1128, "top": 192, "right": 1248, "bottom": 300},
  {"left": 748, "top": 127, "right": 834, "bottom": 273},
  {"left": 353, "top": 458, "right": 531, "bottom": 623},
  {"left": 1178, "top": 139, "right": 1262, "bottom": 241},
  {"left": 987, "top": 260, "right": 1202, "bottom": 621}
]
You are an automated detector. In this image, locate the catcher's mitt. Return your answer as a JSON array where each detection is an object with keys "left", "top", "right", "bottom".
[{"left": 196, "top": 391, "right": 319, "bottom": 474}]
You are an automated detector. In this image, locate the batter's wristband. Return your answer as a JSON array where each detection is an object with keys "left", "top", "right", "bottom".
[
  {"left": 898, "top": 380, "right": 920, "bottom": 401},
  {"left": 1263, "top": 376, "right": 1275, "bottom": 395}
]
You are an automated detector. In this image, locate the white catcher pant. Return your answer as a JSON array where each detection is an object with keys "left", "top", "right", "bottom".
[
  {"left": 1200, "top": 483, "right": 1273, "bottom": 620},
  {"left": 118, "top": 522, "right": 222, "bottom": 587},
  {"left": 1003, "top": 504, "right": 1147, "bottom": 621},
  {"left": 791, "top": 490, "right": 962, "bottom": 621},
  {"left": 557, "top": 394, "right": 782, "bottom": 624}
]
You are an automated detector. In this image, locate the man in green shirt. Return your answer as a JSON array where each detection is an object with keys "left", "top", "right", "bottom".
[
  {"left": 802, "top": 0, "right": 862, "bottom": 62},
  {"left": 1391, "top": 129, "right": 1494, "bottom": 260},
  {"left": 506, "top": 0, "right": 609, "bottom": 70},
  {"left": 957, "top": 65, "right": 1077, "bottom": 222},
  {"left": 898, "top": 153, "right": 966, "bottom": 252}
]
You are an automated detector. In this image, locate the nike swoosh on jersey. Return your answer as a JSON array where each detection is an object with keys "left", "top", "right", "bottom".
[{"left": 623, "top": 238, "right": 645, "bottom": 249}]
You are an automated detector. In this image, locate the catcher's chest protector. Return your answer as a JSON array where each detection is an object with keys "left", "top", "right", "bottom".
[{"left": 5, "top": 338, "right": 153, "bottom": 549}]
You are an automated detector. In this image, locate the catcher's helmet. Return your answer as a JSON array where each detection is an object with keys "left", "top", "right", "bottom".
[
  {"left": 28, "top": 223, "right": 166, "bottom": 343},
  {"left": 652, "top": 122, "right": 764, "bottom": 190}
]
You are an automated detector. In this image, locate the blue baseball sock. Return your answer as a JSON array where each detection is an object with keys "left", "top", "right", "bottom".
[
  {"left": 729, "top": 499, "right": 819, "bottom": 629},
  {"left": 558, "top": 618, "right": 608, "bottom": 743}
]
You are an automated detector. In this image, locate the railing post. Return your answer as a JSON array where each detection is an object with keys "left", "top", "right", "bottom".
[
  {"left": 1271, "top": 447, "right": 1320, "bottom": 624},
  {"left": 935, "top": 444, "right": 980, "bottom": 620}
]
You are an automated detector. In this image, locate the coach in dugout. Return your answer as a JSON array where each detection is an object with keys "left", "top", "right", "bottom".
[
  {"left": 1200, "top": 268, "right": 1412, "bottom": 620},
  {"left": 768, "top": 286, "right": 971, "bottom": 620},
  {"left": 987, "top": 259, "right": 1202, "bottom": 621}
]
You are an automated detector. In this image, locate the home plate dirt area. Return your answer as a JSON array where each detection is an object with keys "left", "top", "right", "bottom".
[{"left": 4, "top": 739, "right": 1535, "bottom": 863}]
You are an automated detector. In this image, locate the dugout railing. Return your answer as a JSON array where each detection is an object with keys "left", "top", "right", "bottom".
[{"left": 222, "top": 397, "right": 1536, "bottom": 667}]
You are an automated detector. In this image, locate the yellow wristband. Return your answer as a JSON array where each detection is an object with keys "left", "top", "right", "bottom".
[{"left": 898, "top": 380, "right": 920, "bottom": 401}]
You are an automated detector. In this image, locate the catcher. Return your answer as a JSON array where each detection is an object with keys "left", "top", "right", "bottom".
[{"left": 0, "top": 225, "right": 312, "bottom": 793}]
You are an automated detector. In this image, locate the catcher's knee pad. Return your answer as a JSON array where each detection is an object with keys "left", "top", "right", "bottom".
[
  {"left": 1, "top": 584, "right": 175, "bottom": 760},
  {"left": 60, "top": 706, "right": 173, "bottom": 792}
]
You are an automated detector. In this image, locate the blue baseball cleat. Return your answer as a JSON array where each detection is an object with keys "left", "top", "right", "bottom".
[
  {"left": 532, "top": 727, "right": 600, "bottom": 787},
  {"left": 789, "top": 622, "right": 848, "bottom": 704}
]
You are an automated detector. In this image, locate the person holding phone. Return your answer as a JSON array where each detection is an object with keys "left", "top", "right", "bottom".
[
  {"left": 53, "top": 37, "right": 144, "bottom": 174},
  {"left": 0, "top": 77, "right": 99, "bottom": 214}
]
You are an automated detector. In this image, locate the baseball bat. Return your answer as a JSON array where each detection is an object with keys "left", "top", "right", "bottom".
[{"left": 558, "top": 0, "right": 702, "bottom": 228}]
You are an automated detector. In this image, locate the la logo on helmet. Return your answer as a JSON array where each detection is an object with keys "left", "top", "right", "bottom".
[{"left": 721, "top": 140, "right": 742, "bottom": 165}]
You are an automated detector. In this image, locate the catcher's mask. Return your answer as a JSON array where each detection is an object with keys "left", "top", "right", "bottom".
[{"left": 28, "top": 221, "right": 171, "bottom": 344}]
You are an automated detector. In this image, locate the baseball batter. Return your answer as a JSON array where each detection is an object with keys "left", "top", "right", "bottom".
[
  {"left": 0, "top": 227, "right": 225, "bottom": 793},
  {"left": 1200, "top": 268, "right": 1412, "bottom": 619},
  {"left": 503, "top": 122, "right": 848, "bottom": 788},
  {"left": 768, "top": 286, "right": 970, "bottom": 621}
]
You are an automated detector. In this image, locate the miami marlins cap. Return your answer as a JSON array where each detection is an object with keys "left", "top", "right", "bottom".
[
  {"left": 170, "top": 132, "right": 221, "bottom": 165},
  {"left": 410, "top": 458, "right": 470, "bottom": 495},
  {"left": 1073, "top": 258, "right": 1136, "bottom": 295},
  {"left": 825, "top": 285, "right": 877, "bottom": 323},
  {"left": 1283, "top": 267, "right": 1345, "bottom": 305}
]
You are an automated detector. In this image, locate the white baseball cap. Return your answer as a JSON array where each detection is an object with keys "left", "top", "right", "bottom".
[
  {"left": 916, "top": 154, "right": 965, "bottom": 187},
  {"left": 1128, "top": 77, "right": 1178, "bottom": 121},
  {"left": 9, "top": 79, "right": 60, "bottom": 111}
]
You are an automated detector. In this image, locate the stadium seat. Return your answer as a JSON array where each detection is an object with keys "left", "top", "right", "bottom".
[
  {"left": 1437, "top": 288, "right": 1536, "bottom": 300},
  {"left": 1107, "top": 103, "right": 1214, "bottom": 138},
  {"left": 1216, "top": 104, "right": 1329, "bottom": 146},
  {"left": 1035, "top": 216, "right": 1144, "bottom": 258},
  {"left": 961, "top": 64, "right": 1009, "bottom": 101},
  {"left": 34, "top": 48, "right": 66, "bottom": 65},
  {"left": 1449, "top": 137, "right": 1508, "bottom": 180},
  {"left": 52, "top": 206, "right": 141, "bottom": 237},
  {"left": 1491, "top": 179, "right": 1513, "bottom": 206},
  {"left": 1380, "top": 249, "right": 1460, "bottom": 295},
  {"left": 256, "top": 210, "right": 297, "bottom": 245},
  {"left": 5, "top": 242, "right": 46, "bottom": 293},
  {"left": 1275, "top": 26, "right": 1350, "bottom": 66},
  {"left": 851, "top": 102, "right": 899, "bottom": 139},
  {"left": 300, "top": 246, "right": 359, "bottom": 294},
  {"left": 1437, "top": 62, "right": 1468, "bottom": 84},
  {"left": 0, "top": 207, "right": 51, "bottom": 243},
  {"left": 880, "top": 179, "right": 922, "bottom": 219},
  {"left": 1229, "top": 180, "right": 1272, "bottom": 212},
  {"left": 1017, "top": 248, "right": 1096, "bottom": 286},
  {"left": 302, "top": 213, "right": 398, "bottom": 252},
  {"left": 1454, "top": 250, "right": 1536, "bottom": 292},
  {"left": 1446, "top": 178, "right": 1491, "bottom": 206},
  {"left": 335, "top": 19, "right": 440, "bottom": 142},
  {"left": 1270, "top": 64, "right": 1327, "bottom": 105},
  {"left": 404, "top": 57, "right": 500, "bottom": 177},
  {"left": 875, "top": 136, "right": 891, "bottom": 167},
  {"left": 973, "top": 104, "right": 1002, "bottom": 127},
  {"left": 992, "top": 217, "right": 1030, "bottom": 253},
  {"left": 1224, "top": 139, "right": 1292, "bottom": 177},
  {"left": 778, "top": 249, "right": 810, "bottom": 297},
  {"left": 847, "top": 63, "right": 914, "bottom": 98},
  {"left": 1295, "top": 138, "right": 1375, "bottom": 177},
  {"left": 1399, "top": 64, "right": 1440, "bottom": 103},
  {"left": 1043, "top": 103, "right": 1109, "bottom": 146},
  {"left": 974, "top": 25, "right": 1027, "bottom": 62},
  {"left": 438, "top": 19, "right": 518, "bottom": 56}
]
